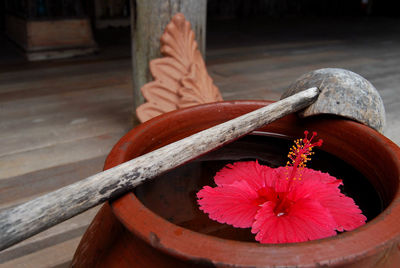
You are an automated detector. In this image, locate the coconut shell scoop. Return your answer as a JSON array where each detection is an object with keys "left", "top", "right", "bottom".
[
  {"left": 282, "top": 68, "right": 385, "bottom": 133},
  {"left": 0, "top": 68, "right": 386, "bottom": 251}
]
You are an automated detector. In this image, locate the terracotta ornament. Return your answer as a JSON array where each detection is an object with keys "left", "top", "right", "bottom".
[{"left": 136, "top": 13, "right": 223, "bottom": 122}]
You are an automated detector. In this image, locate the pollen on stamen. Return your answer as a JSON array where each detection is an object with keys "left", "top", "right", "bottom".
[{"left": 285, "top": 131, "right": 323, "bottom": 181}]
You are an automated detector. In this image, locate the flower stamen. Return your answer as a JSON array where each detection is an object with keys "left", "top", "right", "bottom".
[{"left": 286, "top": 131, "right": 323, "bottom": 181}]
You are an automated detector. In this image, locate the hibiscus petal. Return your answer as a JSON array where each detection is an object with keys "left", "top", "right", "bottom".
[
  {"left": 197, "top": 180, "right": 260, "bottom": 228},
  {"left": 275, "top": 166, "right": 338, "bottom": 184},
  {"left": 252, "top": 199, "right": 337, "bottom": 244},
  {"left": 318, "top": 193, "right": 367, "bottom": 231},
  {"left": 301, "top": 168, "right": 339, "bottom": 184},
  {"left": 285, "top": 177, "right": 338, "bottom": 202},
  {"left": 288, "top": 168, "right": 367, "bottom": 232},
  {"left": 214, "top": 161, "right": 275, "bottom": 190}
]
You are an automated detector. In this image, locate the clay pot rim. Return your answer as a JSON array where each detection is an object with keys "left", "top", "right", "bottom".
[{"left": 107, "top": 100, "right": 400, "bottom": 267}]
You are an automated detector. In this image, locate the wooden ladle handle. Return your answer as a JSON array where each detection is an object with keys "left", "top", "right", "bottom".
[{"left": 0, "top": 87, "right": 319, "bottom": 251}]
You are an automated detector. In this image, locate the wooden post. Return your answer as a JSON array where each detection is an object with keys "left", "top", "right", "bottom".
[{"left": 130, "top": 0, "right": 207, "bottom": 120}]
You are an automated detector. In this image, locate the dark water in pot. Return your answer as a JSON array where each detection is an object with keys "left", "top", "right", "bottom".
[{"left": 134, "top": 133, "right": 383, "bottom": 242}]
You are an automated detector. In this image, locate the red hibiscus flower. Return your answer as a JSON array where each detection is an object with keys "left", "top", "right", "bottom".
[{"left": 197, "top": 131, "right": 366, "bottom": 244}]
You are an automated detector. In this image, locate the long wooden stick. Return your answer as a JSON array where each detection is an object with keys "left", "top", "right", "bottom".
[{"left": 0, "top": 87, "right": 319, "bottom": 251}]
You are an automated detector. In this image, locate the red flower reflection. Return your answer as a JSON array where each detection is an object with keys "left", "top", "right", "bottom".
[{"left": 197, "top": 131, "right": 366, "bottom": 244}]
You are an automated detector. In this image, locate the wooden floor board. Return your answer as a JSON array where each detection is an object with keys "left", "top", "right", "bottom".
[
  {"left": 209, "top": 49, "right": 348, "bottom": 77},
  {"left": 0, "top": 59, "right": 131, "bottom": 86},
  {"left": 1, "top": 237, "right": 81, "bottom": 268},
  {"left": 0, "top": 156, "right": 105, "bottom": 210},
  {"left": 0, "top": 131, "right": 126, "bottom": 180},
  {"left": 0, "top": 72, "right": 131, "bottom": 103},
  {"left": 0, "top": 226, "right": 86, "bottom": 264},
  {"left": 0, "top": 116, "right": 129, "bottom": 158},
  {"left": 0, "top": 207, "right": 99, "bottom": 266},
  {"left": 0, "top": 84, "right": 132, "bottom": 120},
  {"left": 216, "top": 57, "right": 379, "bottom": 101}
]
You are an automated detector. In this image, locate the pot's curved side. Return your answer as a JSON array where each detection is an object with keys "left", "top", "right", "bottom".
[
  {"left": 72, "top": 203, "right": 195, "bottom": 267},
  {"left": 73, "top": 100, "right": 400, "bottom": 268}
]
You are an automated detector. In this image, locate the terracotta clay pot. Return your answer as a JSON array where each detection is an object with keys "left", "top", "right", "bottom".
[{"left": 72, "top": 100, "right": 400, "bottom": 268}]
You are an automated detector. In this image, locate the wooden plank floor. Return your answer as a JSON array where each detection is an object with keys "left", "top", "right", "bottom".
[{"left": 1, "top": 16, "right": 399, "bottom": 267}]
